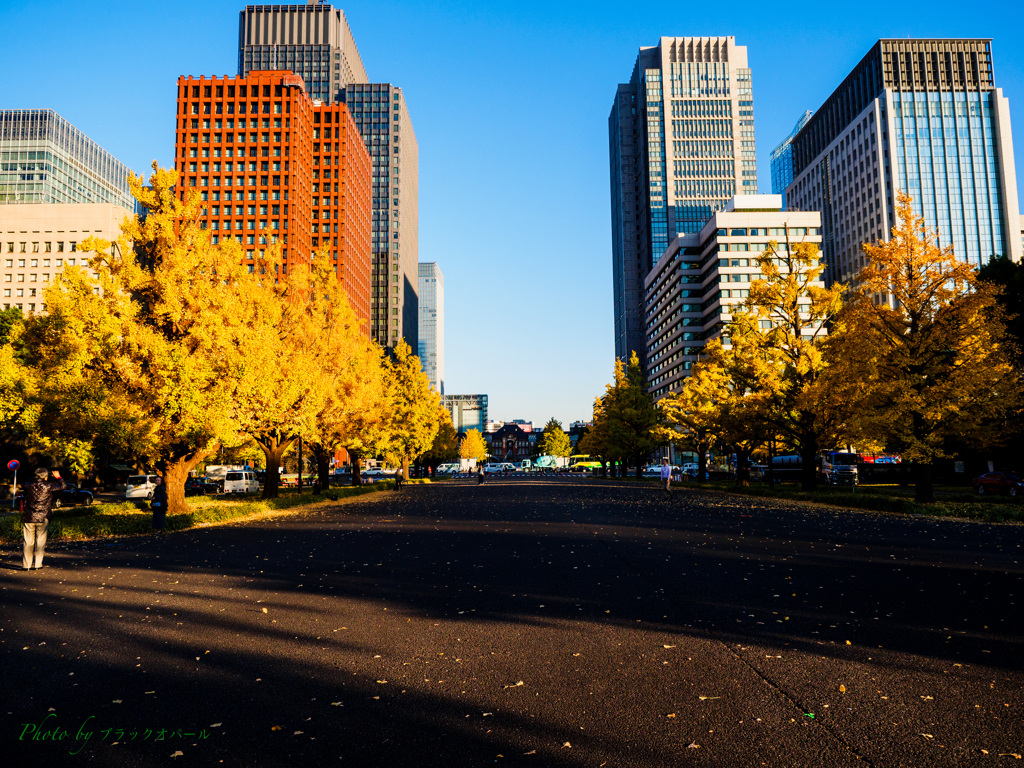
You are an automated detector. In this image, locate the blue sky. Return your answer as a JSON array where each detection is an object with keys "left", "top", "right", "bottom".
[{"left": 2, "top": 0, "right": 1022, "bottom": 425}]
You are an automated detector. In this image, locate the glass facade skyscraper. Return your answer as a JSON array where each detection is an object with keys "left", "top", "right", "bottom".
[
  {"left": 0, "top": 110, "right": 134, "bottom": 210},
  {"left": 417, "top": 261, "right": 443, "bottom": 394},
  {"left": 609, "top": 37, "right": 756, "bottom": 366},
  {"left": 770, "top": 110, "right": 812, "bottom": 208},
  {"left": 788, "top": 39, "right": 1021, "bottom": 285}
]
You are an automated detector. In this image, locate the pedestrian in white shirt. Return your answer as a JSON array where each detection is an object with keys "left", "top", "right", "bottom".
[{"left": 660, "top": 457, "right": 673, "bottom": 499}]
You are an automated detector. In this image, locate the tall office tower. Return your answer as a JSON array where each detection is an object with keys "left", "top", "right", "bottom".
[
  {"left": 0, "top": 109, "right": 135, "bottom": 209},
  {"left": 237, "top": 5, "right": 419, "bottom": 351},
  {"left": 770, "top": 110, "right": 813, "bottom": 207},
  {"left": 173, "top": 71, "right": 373, "bottom": 330},
  {"left": 788, "top": 39, "right": 1022, "bottom": 286},
  {"left": 417, "top": 261, "right": 444, "bottom": 394},
  {"left": 342, "top": 84, "right": 419, "bottom": 351},
  {"left": 609, "top": 36, "right": 755, "bottom": 366},
  {"left": 238, "top": 3, "right": 368, "bottom": 105}
]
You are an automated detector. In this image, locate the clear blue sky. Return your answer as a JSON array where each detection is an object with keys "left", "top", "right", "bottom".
[{"left": 2, "top": 0, "right": 1022, "bottom": 425}]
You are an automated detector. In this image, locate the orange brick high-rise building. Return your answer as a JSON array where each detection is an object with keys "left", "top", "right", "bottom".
[{"left": 172, "top": 70, "right": 372, "bottom": 330}]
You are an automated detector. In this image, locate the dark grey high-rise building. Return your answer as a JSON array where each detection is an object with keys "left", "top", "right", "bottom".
[
  {"left": 237, "top": 3, "right": 420, "bottom": 351},
  {"left": 609, "top": 37, "right": 755, "bottom": 367},
  {"left": 238, "top": 3, "right": 368, "bottom": 104}
]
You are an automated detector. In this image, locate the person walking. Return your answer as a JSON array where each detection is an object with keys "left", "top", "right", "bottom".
[
  {"left": 660, "top": 457, "right": 673, "bottom": 499},
  {"left": 151, "top": 477, "right": 168, "bottom": 532},
  {"left": 394, "top": 471, "right": 404, "bottom": 490},
  {"left": 21, "top": 468, "right": 65, "bottom": 571}
]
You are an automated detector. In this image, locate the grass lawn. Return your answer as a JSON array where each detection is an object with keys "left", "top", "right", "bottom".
[
  {"left": 694, "top": 479, "right": 1024, "bottom": 523},
  {"left": 0, "top": 479, "right": 425, "bottom": 543}
]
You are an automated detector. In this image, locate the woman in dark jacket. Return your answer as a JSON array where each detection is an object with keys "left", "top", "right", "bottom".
[
  {"left": 22, "top": 468, "right": 66, "bottom": 570},
  {"left": 151, "top": 477, "right": 168, "bottom": 531}
]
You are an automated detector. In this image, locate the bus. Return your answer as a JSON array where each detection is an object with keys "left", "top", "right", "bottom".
[{"left": 569, "top": 455, "right": 602, "bottom": 472}]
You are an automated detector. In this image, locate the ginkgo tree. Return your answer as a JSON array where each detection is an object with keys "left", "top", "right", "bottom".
[
  {"left": 22, "top": 164, "right": 250, "bottom": 513},
  {"left": 374, "top": 341, "right": 442, "bottom": 480},
  {"left": 832, "top": 192, "right": 1022, "bottom": 502},
  {"left": 727, "top": 234, "right": 848, "bottom": 491}
]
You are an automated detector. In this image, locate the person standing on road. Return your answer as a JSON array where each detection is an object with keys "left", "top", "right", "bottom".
[
  {"left": 21, "top": 468, "right": 65, "bottom": 570},
  {"left": 151, "top": 477, "right": 168, "bottom": 532},
  {"left": 394, "top": 472, "right": 404, "bottom": 490},
  {"left": 660, "top": 457, "right": 673, "bottom": 499}
]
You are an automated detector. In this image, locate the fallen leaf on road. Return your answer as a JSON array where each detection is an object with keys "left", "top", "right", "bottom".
[
  {"left": 145, "top": 691, "right": 155, "bottom": 695},
  {"left": 921, "top": 695, "right": 933, "bottom": 700},
  {"left": 687, "top": 743, "right": 700, "bottom": 749},
  {"left": 522, "top": 750, "right": 536, "bottom": 755},
  {"left": 562, "top": 742, "right": 571, "bottom": 748},
  {"left": 330, "top": 703, "right": 342, "bottom": 707},
  {"left": 663, "top": 645, "right": 676, "bottom": 649},
  {"left": 211, "top": 723, "right": 221, "bottom": 728},
  {"left": 271, "top": 726, "right": 282, "bottom": 731},
  {"left": 503, "top": 681, "right": 524, "bottom": 689},
  {"left": 293, "top": 731, "right": 303, "bottom": 735},
  {"left": 261, "top": 608, "right": 268, "bottom": 614},
  {"left": 919, "top": 734, "right": 933, "bottom": 739},
  {"left": 112, "top": 700, "right": 122, "bottom": 704},
  {"left": 482, "top": 713, "right": 494, "bottom": 717},
  {"left": 845, "top": 641, "right": 851, "bottom": 645},
  {"left": 839, "top": 685, "right": 846, "bottom": 693},
  {"left": 376, "top": 680, "right": 387, "bottom": 684},
  {"left": 698, "top": 696, "right": 721, "bottom": 701},
  {"left": 170, "top": 751, "right": 183, "bottom": 758},
  {"left": 997, "top": 754, "right": 1021, "bottom": 759}
]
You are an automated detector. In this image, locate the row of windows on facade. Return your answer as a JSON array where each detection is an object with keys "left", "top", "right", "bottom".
[{"left": 5, "top": 242, "right": 78, "bottom": 254}]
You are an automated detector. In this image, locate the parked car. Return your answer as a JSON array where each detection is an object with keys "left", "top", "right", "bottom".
[
  {"left": 222, "top": 469, "right": 260, "bottom": 494},
  {"left": 15, "top": 483, "right": 94, "bottom": 510},
  {"left": 973, "top": 471, "right": 1023, "bottom": 497},
  {"left": 126, "top": 474, "right": 161, "bottom": 500},
  {"left": 185, "top": 478, "right": 220, "bottom": 496},
  {"left": 362, "top": 467, "right": 394, "bottom": 477}
]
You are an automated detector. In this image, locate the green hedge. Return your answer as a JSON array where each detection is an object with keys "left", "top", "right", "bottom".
[{"left": 0, "top": 479, "right": 425, "bottom": 543}]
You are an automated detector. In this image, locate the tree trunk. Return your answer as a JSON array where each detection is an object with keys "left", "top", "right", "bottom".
[
  {"left": 255, "top": 434, "right": 294, "bottom": 499},
  {"left": 311, "top": 443, "right": 331, "bottom": 494},
  {"left": 402, "top": 457, "right": 410, "bottom": 481},
  {"left": 735, "top": 446, "right": 751, "bottom": 487},
  {"left": 349, "top": 450, "right": 362, "bottom": 487},
  {"left": 914, "top": 461, "right": 934, "bottom": 503},
  {"left": 800, "top": 436, "right": 819, "bottom": 492},
  {"left": 159, "top": 448, "right": 215, "bottom": 515},
  {"left": 697, "top": 444, "right": 708, "bottom": 484},
  {"left": 634, "top": 455, "right": 642, "bottom": 479}
]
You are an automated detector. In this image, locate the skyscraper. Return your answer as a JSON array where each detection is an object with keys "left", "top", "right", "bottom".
[
  {"left": 172, "top": 71, "right": 373, "bottom": 330},
  {"left": 609, "top": 36, "right": 755, "bottom": 365},
  {"left": 0, "top": 109, "right": 135, "bottom": 210},
  {"left": 770, "top": 110, "right": 813, "bottom": 207},
  {"left": 237, "top": 3, "right": 419, "bottom": 351},
  {"left": 788, "top": 39, "right": 1022, "bottom": 286},
  {"left": 238, "top": 3, "right": 368, "bottom": 104},
  {"left": 341, "top": 83, "right": 419, "bottom": 351},
  {"left": 417, "top": 261, "right": 444, "bottom": 394}
]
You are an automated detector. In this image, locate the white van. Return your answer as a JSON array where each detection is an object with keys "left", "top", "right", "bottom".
[
  {"left": 222, "top": 470, "right": 260, "bottom": 494},
  {"left": 126, "top": 474, "right": 160, "bottom": 500}
]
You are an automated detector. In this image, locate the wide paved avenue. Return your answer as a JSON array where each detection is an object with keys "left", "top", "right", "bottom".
[{"left": 2, "top": 479, "right": 1022, "bottom": 767}]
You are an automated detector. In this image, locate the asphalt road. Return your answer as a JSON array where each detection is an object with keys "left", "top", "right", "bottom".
[{"left": 1, "top": 478, "right": 1022, "bottom": 767}]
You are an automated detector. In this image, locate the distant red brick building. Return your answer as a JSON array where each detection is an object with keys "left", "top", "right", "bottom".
[{"left": 172, "top": 71, "right": 372, "bottom": 332}]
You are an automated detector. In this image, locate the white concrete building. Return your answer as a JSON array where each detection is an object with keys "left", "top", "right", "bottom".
[
  {"left": 1, "top": 203, "right": 131, "bottom": 313},
  {"left": 644, "top": 195, "right": 822, "bottom": 399}
]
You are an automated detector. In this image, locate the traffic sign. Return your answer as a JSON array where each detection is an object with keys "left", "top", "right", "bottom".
[{"left": 7, "top": 459, "right": 19, "bottom": 471}]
